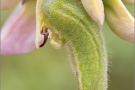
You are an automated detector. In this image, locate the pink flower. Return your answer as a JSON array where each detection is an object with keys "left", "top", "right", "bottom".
[
  {"left": 1, "top": 0, "right": 134, "bottom": 55},
  {"left": 1, "top": 0, "right": 36, "bottom": 54}
]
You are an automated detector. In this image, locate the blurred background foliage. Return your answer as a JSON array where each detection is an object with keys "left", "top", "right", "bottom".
[{"left": 1, "top": 3, "right": 134, "bottom": 90}]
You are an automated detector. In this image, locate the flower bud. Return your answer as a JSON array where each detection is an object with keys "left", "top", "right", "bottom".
[
  {"left": 81, "top": 0, "right": 104, "bottom": 25},
  {"left": 103, "top": 0, "right": 134, "bottom": 42}
]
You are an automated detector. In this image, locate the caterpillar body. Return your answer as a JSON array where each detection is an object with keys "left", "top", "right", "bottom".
[{"left": 41, "top": 0, "right": 108, "bottom": 90}]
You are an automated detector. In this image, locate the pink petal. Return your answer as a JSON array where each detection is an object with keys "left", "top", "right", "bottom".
[
  {"left": 1, "top": 0, "right": 20, "bottom": 9},
  {"left": 1, "top": 3, "right": 36, "bottom": 55}
]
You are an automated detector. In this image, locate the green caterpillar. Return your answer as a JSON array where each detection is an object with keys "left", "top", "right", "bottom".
[{"left": 39, "top": 0, "right": 108, "bottom": 90}]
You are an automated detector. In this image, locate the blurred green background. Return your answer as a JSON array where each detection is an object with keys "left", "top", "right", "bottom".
[{"left": 1, "top": 3, "right": 134, "bottom": 90}]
